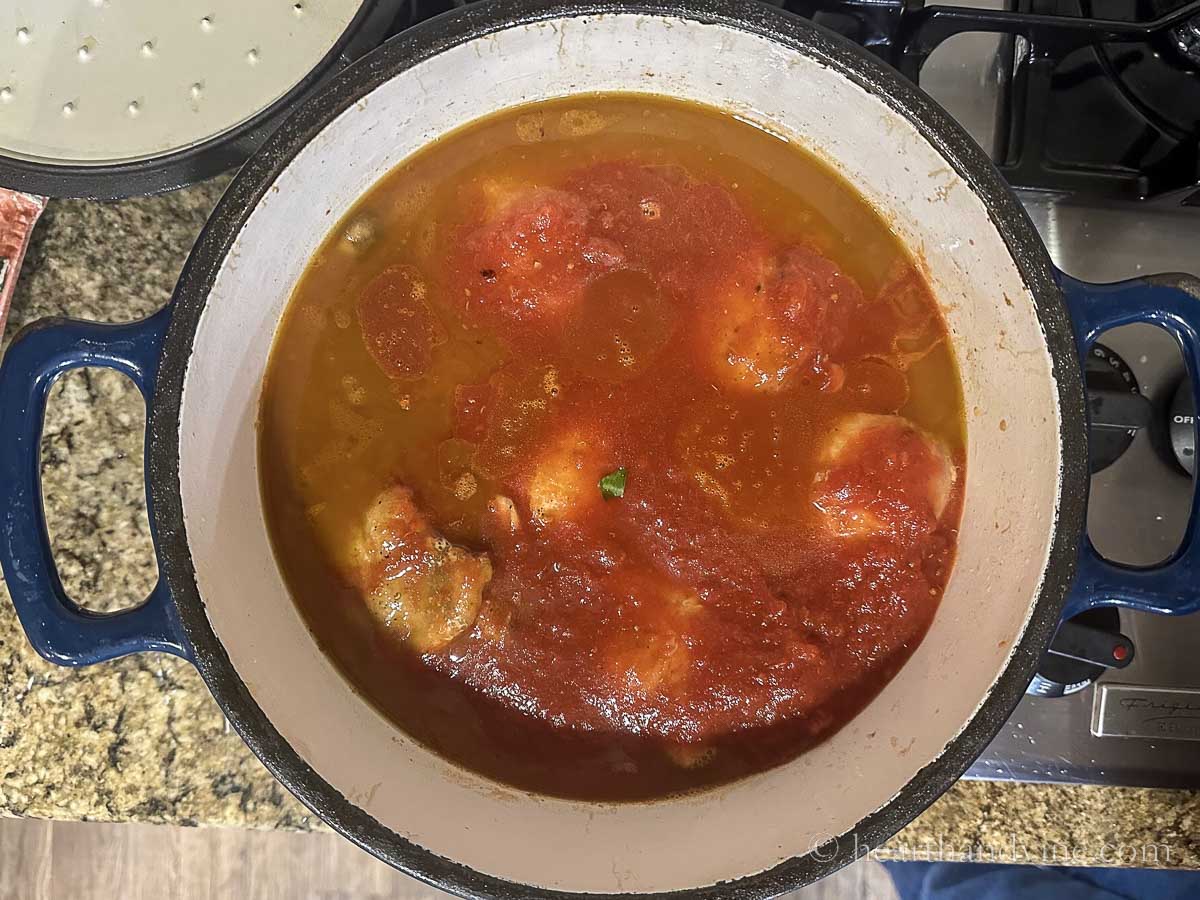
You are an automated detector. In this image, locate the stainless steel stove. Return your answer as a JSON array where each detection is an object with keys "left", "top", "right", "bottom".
[
  {"left": 909, "top": 1, "right": 1200, "bottom": 787},
  {"left": 395, "top": 0, "right": 1200, "bottom": 786},
  {"left": 964, "top": 257, "right": 1200, "bottom": 787}
]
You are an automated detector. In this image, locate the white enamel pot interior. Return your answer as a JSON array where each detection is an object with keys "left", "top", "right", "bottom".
[{"left": 158, "top": 2, "right": 1082, "bottom": 896}]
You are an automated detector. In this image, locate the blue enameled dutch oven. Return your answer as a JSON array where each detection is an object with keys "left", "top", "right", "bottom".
[{"left": 1, "top": 2, "right": 1199, "bottom": 897}]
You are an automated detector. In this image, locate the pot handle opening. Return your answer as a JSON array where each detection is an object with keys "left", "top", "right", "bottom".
[
  {"left": 0, "top": 308, "right": 189, "bottom": 665},
  {"left": 1060, "top": 271, "right": 1200, "bottom": 619}
]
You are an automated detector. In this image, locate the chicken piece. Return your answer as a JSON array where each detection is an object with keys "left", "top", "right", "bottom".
[
  {"left": 523, "top": 426, "right": 613, "bottom": 526},
  {"left": 353, "top": 485, "right": 492, "bottom": 653},
  {"left": 812, "top": 413, "right": 957, "bottom": 541},
  {"left": 707, "top": 249, "right": 794, "bottom": 392},
  {"left": 706, "top": 245, "right": 862, "bottom": 393},
  {"left": 454, "top": 185, "right": 624, "bottom": 331}
]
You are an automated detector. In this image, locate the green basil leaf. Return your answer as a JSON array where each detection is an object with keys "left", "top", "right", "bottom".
[{"left": 598, "top": 467, "right": 627, "bottom": 500}]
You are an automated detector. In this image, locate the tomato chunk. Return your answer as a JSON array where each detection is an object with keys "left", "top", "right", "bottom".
[
  {"left": 454, "top": 187, "right": 624, "bottom": 333},
  {"left": 567, "top": 161, "right": 757, "bottom": 292}
]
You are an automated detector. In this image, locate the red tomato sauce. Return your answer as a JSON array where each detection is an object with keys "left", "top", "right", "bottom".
[{"left": 259, "top": 95, "right": 965, "bottom": 800}]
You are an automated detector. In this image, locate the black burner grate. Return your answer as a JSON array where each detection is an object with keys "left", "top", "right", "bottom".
[{"left": 789, "top": 0, "right": 1200, "bottom": 207}]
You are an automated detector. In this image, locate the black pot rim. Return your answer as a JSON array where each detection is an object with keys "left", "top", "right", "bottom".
[
  {"left": 0, "top": 0, "right": 397, "bottom": 200},
  {"left": 147, "top": 1, "right": 1088, "bottom": 897}
]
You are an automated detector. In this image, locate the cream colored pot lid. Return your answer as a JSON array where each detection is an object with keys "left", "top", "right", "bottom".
[{"left": 0, "top": 0, "right": 365, "bottom": 165}]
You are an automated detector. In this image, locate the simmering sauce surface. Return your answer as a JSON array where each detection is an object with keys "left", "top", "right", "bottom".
[{"left": 259, "top": 95, "right": 965, "bottom": 800}]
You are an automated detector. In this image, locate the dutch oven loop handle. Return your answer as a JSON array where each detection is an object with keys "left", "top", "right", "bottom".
[
  {"left": 0, "top": 308, "right": 189, "bottom": 665},
  {"left": 1060, "top": 271, "right": 1200, "bottom": 620}
]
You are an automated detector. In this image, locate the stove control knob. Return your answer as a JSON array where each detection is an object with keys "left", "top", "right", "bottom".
[
  {"left": 1169, "top": 377, "right": 1195, "bottom": 476},
  {"left": 1028, "top": 608, "right": 1126, "bottom": 698},
  {"left": 1171, "top": 15, "right": 1200, "bottom": 70},
  {"left": 1086, "top": 344, "right": 1150, "bottom": 473}
]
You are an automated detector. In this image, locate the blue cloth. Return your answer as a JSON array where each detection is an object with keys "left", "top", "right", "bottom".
[{"left": 883, "top": 862, "right": 1200, "bottom": 900}]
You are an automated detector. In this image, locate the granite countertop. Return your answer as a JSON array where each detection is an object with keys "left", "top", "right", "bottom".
[{"left": 2, "top": 183, "right": 1200, "bottom": 867}]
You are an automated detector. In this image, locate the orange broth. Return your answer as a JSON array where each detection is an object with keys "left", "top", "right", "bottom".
[{"left": 258, "top": 94, "right": 965, "bottom": 800}]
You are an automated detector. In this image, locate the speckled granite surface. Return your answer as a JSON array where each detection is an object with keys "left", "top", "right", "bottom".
[
  {"left": 1, "top": 183, "right": 1199, "bottom": 867},
  {"left": 0, "top": 181, "right": 312, "bottom": 831}
]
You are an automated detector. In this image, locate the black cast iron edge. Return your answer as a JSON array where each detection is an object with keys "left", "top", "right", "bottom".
[{"left": 146, "top": 1, "right": 1088, "bottom": 897}]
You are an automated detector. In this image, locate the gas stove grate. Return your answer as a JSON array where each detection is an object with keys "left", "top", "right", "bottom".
[
  {"left": 396, "top": 0, "right": 1200, "bottom": 208},
  {"left": 782, "top": 1, "right": 1200, "bottom": 207}
]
